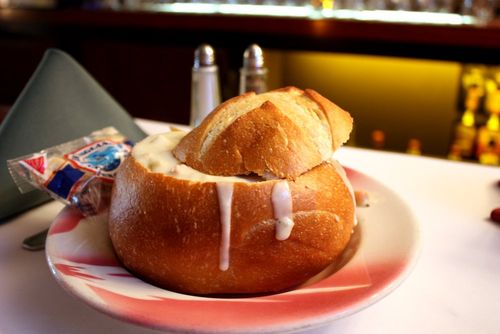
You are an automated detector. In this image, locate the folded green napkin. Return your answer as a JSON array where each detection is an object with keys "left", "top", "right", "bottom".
[{"left": 0, "top": 49, "right": 147, "bottom": 220}]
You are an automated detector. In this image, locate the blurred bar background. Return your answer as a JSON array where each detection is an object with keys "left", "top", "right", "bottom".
[{"left": 0, "top": 0, "right": 499, "bottom": 164}]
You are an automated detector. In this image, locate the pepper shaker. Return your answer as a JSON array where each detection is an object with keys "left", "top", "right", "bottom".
[
  {"left": 239, "top": 44, "right": 268, "bottom": 95},
  {"left": 190, "top": 44, "right": 221, "bottom": 128}
]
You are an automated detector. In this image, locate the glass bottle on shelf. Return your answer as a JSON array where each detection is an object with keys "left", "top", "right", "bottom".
[
  {"left": 370, "top": 129, "right": 385, "bottom": 150},
  {"left": 448, "top": 65, "right": 486, "bottom": 161},
  {"left": 447, "top": 143, "right": 462, "bottom": 161},
  {"left": 476, "top": 84, "right": 500, "bottom": 166},
  {"left": 406, "top": 138, "right": 422, "bottom": 155},
  {"left": 449, "top": 85, "right": 481, "bottom": 160}
]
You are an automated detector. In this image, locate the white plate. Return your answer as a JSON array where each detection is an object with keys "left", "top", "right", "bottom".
[{"left": 46, "top": 168, "right": 420, "bottom": 333}]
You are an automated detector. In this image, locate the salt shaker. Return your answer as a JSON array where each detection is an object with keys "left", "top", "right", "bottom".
[
  {"left": 239, "top": 44, "right": 268, "bottom": 95},
  {"left": 190, "top": 44, "right": 221, "bottom": 128}
]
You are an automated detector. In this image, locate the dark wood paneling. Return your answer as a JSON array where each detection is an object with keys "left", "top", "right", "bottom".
[
  {"left": 0, "top": 8, "right": 499, "bottom": 63},
  {"left": 0, "top": 8, "right": 499, "bottom": 124}
]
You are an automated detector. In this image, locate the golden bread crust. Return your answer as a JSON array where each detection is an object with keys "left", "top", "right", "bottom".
[
  {"left": 173, "top": 87, "right": 352, "bottom": 180},
  {"left": 108, "top": 156, "right": 355, "bottom": 295}
]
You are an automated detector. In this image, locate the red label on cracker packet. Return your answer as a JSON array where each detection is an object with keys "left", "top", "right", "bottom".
[{"left": 20, "top": 153, "right": 47, "bottom": 176}]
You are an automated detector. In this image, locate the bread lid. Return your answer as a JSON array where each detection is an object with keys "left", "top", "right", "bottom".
[{"left": 173, "top": 87, "right": 352, "bottom": 180}]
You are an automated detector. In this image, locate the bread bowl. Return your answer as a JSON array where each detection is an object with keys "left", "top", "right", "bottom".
[{"left": 109, "top": 87, "right": 356, "bottom": 295}]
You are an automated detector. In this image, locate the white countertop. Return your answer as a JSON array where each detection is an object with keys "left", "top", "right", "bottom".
[{"left": 1, "top": 118, "right": 499, "bottom": 334}]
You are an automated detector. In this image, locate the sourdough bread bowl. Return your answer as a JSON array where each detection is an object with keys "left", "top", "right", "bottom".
[{"left": 108, "top": 87, "right": 356, "bottom": 295}]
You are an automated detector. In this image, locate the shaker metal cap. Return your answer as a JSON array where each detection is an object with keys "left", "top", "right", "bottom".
[
  {"left": 194, "top": 44, "right": 216, "bottom": 68},
  {"left": 243, "top": 44, "right": 265, "bottom": 69}
]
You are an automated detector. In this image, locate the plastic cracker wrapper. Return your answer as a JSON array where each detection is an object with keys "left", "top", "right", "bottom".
[{"left": 7, "top": 127, "right": 133, "bottom": 216}]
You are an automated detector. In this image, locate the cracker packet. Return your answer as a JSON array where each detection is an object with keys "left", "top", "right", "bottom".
[{"left": 7, "top": 127, "right": 133, "bottom": 216}]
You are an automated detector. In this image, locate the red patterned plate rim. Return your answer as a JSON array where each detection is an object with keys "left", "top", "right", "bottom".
[{"left": 45, "top": 167, "right": 420, "bottom": 333}]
